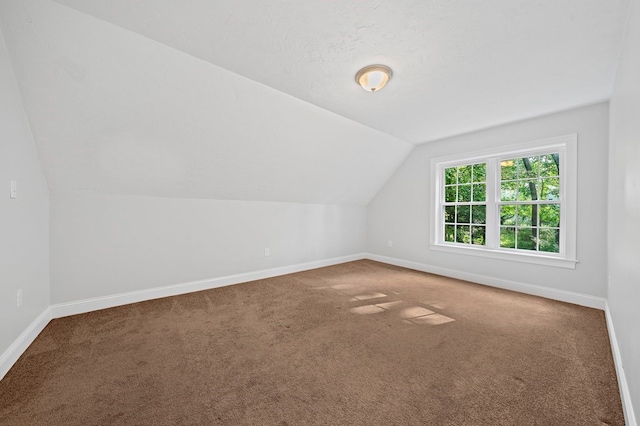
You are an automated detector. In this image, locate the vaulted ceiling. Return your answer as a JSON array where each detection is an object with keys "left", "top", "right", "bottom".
[{"left": 0, "top": 0, "right": 630, "bottom": 205}]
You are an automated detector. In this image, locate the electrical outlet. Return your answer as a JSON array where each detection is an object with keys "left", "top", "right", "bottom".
[
  {"left": 10, "top": 180, "right": 17, "bottom": 199},
  {"left": 387, "top": 240, "right": 393, "bottom": 247},
  {"left": 264, "top": 248, "right": 270, "bottom": 257},
  {"left": 17, "top": 289, "right": 23, "bottom": 307}
]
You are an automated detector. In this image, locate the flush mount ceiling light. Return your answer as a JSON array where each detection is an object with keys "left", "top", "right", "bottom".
[{"left": 355, "top": 64, "right": 392, "bottom": 92}]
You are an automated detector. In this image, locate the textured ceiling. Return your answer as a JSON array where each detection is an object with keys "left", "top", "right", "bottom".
[
  {"left": 0, "top": 0, "right": 412, "bottom": 204},
  {"left": 54, "top": 0, "right": 630, "bottom": 143},
  {"left": 0, "top": 0, "right": 630, "bottom": 205}
]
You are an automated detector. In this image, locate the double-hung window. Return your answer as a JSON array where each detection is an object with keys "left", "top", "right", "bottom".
[
  {"left": 443, "top": 163, "right": 487, "bottom": 245},
  {"left": 431, "top": 134, "right": 577, "bottom": 269}
]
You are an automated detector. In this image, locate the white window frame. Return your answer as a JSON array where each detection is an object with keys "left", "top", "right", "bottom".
[{"left": 430, "top": 134, "right": 578, "bottom": 269}]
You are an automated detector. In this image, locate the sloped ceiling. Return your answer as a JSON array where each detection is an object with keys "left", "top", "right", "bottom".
[
  {"left": 53, "top": 0, "right": 629, "bottom": 143},
  {"left": 0, "top": 0, "right": 412, "bottom": 205},
  {"left": 0, "top": 0, "right": 630, "bottom": 204}
]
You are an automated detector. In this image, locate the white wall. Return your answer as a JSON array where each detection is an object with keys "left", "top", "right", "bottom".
[
  {"left": 0, "top": 29, "right": 49, "bottom": 358},
  {"left": 0, "top": 0, "right": 413, "bottom": 206},
  {"left": 367, "top": 103, "right": 609, "bottom": 299},
  {"left": 609, "top": 0, "right": 640, "bottom": 421},
  {"left": 50, "top": 192, "right": 365, "bottom": 304}
]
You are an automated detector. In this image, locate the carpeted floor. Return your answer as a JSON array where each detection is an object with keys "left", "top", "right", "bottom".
[{"left": 0, "top": 260, "right": 624, "bottom": 425}]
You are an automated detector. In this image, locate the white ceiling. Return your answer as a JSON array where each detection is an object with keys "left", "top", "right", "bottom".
[
  {"left": 0, "top": 0, "right": 412, "bottom": 205},
  {"left": 53, "top": 0, "right": 630, "bottom": 143},
  {"left": 0, "top": 0, "right": 630, "bottom": 205}
]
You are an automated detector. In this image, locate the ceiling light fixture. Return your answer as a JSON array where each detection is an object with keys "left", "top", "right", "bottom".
[{"left": 355, "top": 65, "right": 392, "bottom": 92}]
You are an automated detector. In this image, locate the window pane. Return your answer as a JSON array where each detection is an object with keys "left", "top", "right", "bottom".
[
  {"left": 458, "top": 165, "right": 472, "bottom": 184},
  {"left": 500, "top": 226, "right": 516, "bottom": 248},
  {"left": 445, "top": 186, "right": 456, "bottom": 202},
  {"left": 472, "top": 226, "right": 485, "bottom": 245},
  {"left": 444, "top": 225, "right": 456, "bottom": 242},
  {"left": 471, "top": 205, "right": 486, "bottom": 224},
  {"left": 456, "top": 225, "right": 470, "bottom": 243},
  {"left": 457, "top": 205, "right": 470, "bottom": 223},
  {"left": 517, "top": 204, "right": 533, "bottom": 226},
  {"left": 539, "top": 228, "right": 560, "bottom": 253},
  {"left": 501, "top": 181, "right": 516, "bottom": 201},
  {"left": 442, "top": 162, "right": 486, "bottom": 247},
  {"left": 539, "top": 204, "right": 560, "bottom": 227},
  {"left": 458, "top": 184, "right": 472, "bottom": 202},
  {"left": 445, "top": 167, "right": 457, "bottom": 185},
  {"left": 500, "top": 205, "right": 516, "bottom": 225},
  {"left": 472, "top": 163, "right": 486, "bottom": 183},
  {"left": 472, "top": 183, "right": 486, "bottom": 202},
  {"left": 541, "top": 177, "right": 560, "bottom": 201},
  {"left": 501, "top": 160, "right": 517, "bottom": 180},
  {"left": 517, "top": 227, "right": 536, "bottom": 250},
  {"left": 518, "top": 180, "right": 538, "bottom": 201},
  {"left": 444, "top": 206, "right": 456, "bottom": 223},
  {"left": 540, "top": 154, "right": 559, "bottom": 177},
  {"left": 519, "top": 156, "right": 538, "bottom": 179}
]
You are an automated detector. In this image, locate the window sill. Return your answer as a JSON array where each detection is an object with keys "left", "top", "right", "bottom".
[{"left": 430, "top": 243, "right": 577, "bottom": 269}]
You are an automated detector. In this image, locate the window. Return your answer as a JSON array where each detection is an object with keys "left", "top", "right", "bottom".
[
  {"left": 498, "top": 154, "right": 560, "bottom": 253},
  {"left": 431, "top": 134, "right": 577, "bottom": 269},
  {"left": 443, "top": 163, "right": 487, "bottom": 245}
]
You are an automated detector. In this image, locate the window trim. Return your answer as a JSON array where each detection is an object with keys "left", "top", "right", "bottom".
[{"left": 430, "top": 134, "right": 578, "bottom": 269}]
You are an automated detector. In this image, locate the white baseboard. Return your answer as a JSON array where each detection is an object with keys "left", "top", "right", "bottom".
[
  {"left": 605, "top": 304, "right": 637, "bottom": 426},
  {"left": 0, "top": 308, "right": 52, "bottom": 381},
  {"left": 50, "top": 253, "right": 367, "bottom": 319},
  {"left": 369, "top": 254, "right": 634, "bottom": 422},
  {"left": 1, "top": 253, "right": 366, "bottom": 382},
  {"left": 365, "top": 253, "right": 607, "bottom": 309},
  {"left": 0, "top": 250, "right": 619, "bottom": 411}
]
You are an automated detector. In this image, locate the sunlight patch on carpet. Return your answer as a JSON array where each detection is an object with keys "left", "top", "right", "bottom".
[
  {"left": 349, "top": 292, "right": 387, "bottom": 301},
  {"left": 408, "top": 313, "right": 455, "bottom": 325},
  {"left": 399, "top": 306, "right": 435, "bottom": 319},
  {"left": 350, "top": 305, "right": 386, "bottom": 315},
  {"left": 375, "top": 301, "right": 404, "bottom": 310}
]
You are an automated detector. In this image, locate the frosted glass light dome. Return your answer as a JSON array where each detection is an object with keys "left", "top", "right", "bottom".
[{"left": 355, "top": 65, "right": 392, "bottom": 92}]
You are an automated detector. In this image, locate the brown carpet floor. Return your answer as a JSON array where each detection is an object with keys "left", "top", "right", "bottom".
[{"left": 0, "top": 260, "right": 624, "bottom": 425}]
